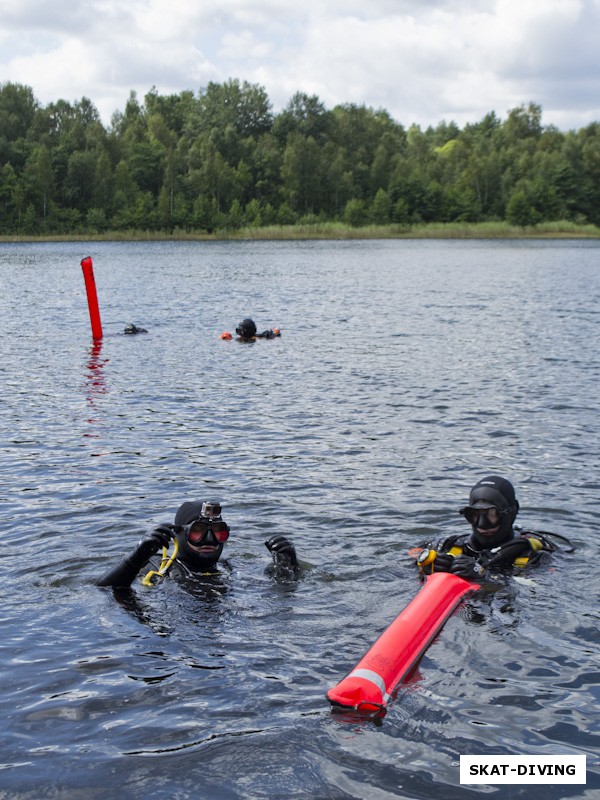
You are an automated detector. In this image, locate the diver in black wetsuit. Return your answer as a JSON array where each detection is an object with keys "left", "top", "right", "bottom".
[
  {"left": 123, "top": 323, "right": 148, "bottom": 334},
  {"left": 219, "top": 318, "right": 281, "bottom": 341},
  {"left": 235, "top": 318, "right": 281, "bottom": 340},
  {"left": 415, "top": 475, "right": 565, "bottom": 581},
  {"left": 234, "top": 318, "right": 280, "bottom": 341},
  {"left": 96, "top": 500, "right": 298, "bottom": 589}
]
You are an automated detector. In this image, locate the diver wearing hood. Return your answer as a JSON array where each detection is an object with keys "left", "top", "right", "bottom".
[
  {"left": 123, "top": 323, "right": 148, "bottom": 334},
  {"left": 96, "top": 501, "right": 298, "bottom": 589},
  {"left": 220, "top": 318, "right": 281, "bottom": 341},
  {"left": 236, "top": 318, "right": 258, "bottom": 340},
  {"left": 236, "top": 318, "right": 281, "bottom": 341},
  {"left": 461, "top": 475, "right": 520, "bottom": 551},
  {"left": 414, "top": 476, "right": 560, "bottom": 581}
]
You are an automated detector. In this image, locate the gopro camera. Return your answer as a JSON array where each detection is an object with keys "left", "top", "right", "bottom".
[{"left": 201, "top": 501, "right": 222, "bottom": 519}]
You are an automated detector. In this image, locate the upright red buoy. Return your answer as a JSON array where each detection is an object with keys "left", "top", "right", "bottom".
[
  {"left": 81, "top": 256, "right": 103, "bottom": 339},
  {"left": 327, "top": 572, "right": 480, "bottom": 715}
]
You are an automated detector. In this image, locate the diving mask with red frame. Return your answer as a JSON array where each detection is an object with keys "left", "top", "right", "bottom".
[{"left": 184, "top": 501, "right": 229, "bottom": 544}]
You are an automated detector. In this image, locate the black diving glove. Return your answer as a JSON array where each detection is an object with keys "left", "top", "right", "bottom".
[
  {"left": 450, "top": 554, "right": 486, "bottom": 581},
  {"left": 139, "top": 523, "right": 178, "bottom": 556},
  {"left": 265, "top": 535, "right": 298, "bottom": 568}
]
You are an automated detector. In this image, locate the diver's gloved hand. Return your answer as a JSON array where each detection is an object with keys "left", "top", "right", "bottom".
[
  {"left": 265, "top": 535, "right": 298, "bottom": 568},
  {"left": 432, "top": 553, "right": 454, "bottom": 572},
  {"left": 138, "top": 524, "right": 177, "bottom": 556},
  {"left": 450, "top": 554, "right": 486, "bottom": 581},
  {"left": 418, "top": 551, "right": 455, "bottom": 574}
]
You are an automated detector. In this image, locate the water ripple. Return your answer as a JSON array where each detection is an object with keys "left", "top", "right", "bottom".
[{"left": 1, "top": 240, "right": 599, "bottom": 798}]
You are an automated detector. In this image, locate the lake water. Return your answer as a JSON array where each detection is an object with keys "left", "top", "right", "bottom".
[{"left": 0, "top": 239, "right": 598, "bottom": 799}]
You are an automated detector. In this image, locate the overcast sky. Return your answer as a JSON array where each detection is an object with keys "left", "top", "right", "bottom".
[{"left": 1, "top": 0, "right": 599, "bottom": 131}]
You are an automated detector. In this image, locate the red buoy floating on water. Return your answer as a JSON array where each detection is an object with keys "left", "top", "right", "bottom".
[
  {"left": 327, "top": 572, "right": 480, "bottom": 715},
  {"left": 81, "top": 256, "right": 103, "bottom": 339}
]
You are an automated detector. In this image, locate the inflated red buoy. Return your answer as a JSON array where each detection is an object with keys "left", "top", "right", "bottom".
[
  {"left": 327, "top": 572, "right": 479, "bottom": 714},
  {"left": 81, "top": 256, "right": 103, "bottom": 339},
  {"left": 219, "top": 331, "right": 233, "bottom": 340}
]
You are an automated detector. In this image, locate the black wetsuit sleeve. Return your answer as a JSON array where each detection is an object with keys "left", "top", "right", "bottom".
[{"left": 96, "top": 540, "right": 159, "bottom": 588}]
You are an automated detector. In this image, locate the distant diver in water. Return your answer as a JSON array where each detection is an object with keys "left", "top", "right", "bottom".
[
  {"left": 123, "top": 323, "right": 148, "bottom": 334},
  {"left": 220, "top": 318, "right": 281, "bottom": 341},
  {"left": 96, "top": 501, "right": 299, "bottom": 589},
  {"left": 413, "top": 475, "right": 573, "bottom": 581}
]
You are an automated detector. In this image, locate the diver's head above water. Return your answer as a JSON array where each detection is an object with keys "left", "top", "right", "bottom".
[
  {"left": 235, "top": 318, "right": 257, "bottom": 340},
  {"left": 174, "top": 500, "right": 230, "bottom": 570},
  {"left": 459, "top": 475, "right": 519, "bottom": 549}
]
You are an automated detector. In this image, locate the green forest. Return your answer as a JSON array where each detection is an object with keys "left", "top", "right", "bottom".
[{"left": 1, "top": 79, "right": 599, "bottom": 237}]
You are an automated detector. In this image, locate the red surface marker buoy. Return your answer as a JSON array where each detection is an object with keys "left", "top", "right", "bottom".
[
  {"left": 81, "top": 256, "right": 103, "bottom": 339},
  {"left": 327, "top": 572, "right": 480, "bottom": 714}
]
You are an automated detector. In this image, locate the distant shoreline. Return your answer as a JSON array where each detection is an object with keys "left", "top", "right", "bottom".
[{"left": 1, "top": 220, "right": 599, "bottom": 243}]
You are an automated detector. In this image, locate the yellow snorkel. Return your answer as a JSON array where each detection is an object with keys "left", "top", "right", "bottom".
[{"left": 141, "top": 537, "right": 179, "bottom": 586}]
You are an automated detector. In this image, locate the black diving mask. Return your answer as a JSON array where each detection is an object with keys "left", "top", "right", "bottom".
[{"left": 460, "top": 505, "right": 502, "bottom": 526}]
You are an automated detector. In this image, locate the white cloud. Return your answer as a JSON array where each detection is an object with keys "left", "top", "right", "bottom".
[
  {"left": 219, "top": 31, "right": 273, "bottom": 61},
  {"left": 1, "top": 0, "right": 599, "bottom": 130}
]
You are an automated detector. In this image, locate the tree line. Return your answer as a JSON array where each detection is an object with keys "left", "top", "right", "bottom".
[{"left": 1, "top": 79, "right": 599, "bottom": 235}]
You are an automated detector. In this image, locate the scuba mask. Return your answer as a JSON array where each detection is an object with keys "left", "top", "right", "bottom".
[
  {"left": 460, "top": 505, "right": 502, "bottom": 528},
  {"left": 184, "top": 518, "right": 230, "bottom": 545}
]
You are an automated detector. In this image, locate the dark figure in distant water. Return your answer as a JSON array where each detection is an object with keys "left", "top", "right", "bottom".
[
  {"left": 124, "top": 323, "right": 148, "bottom": 334},
  {"left": 413, "top": 475, "right": 569, "bottom": 581},
  {"left": 219, "top": 318, "right": 281, "bottom": 341},
  {"left": 96, "top": 501, "right": 299, "bottom": 589}
]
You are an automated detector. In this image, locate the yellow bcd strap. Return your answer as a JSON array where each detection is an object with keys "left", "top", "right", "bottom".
[
  {"left": 528, "top": 537, "right": 544, "bottom": 551},
  {"left": 514, "top": 536, "right": 544, "bottom": 568},
  {"left": 141, "top": 538, "right": 179, "bottom": 586}
]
